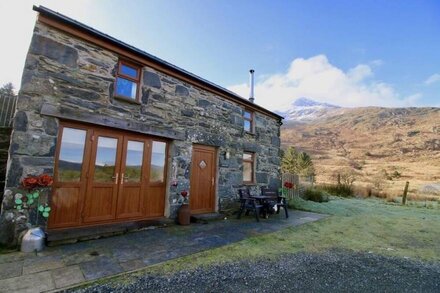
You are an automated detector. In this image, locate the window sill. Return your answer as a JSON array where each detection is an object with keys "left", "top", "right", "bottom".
[
  {"left": 244, "top": 131, "right": 255, "bottom": 136},
  {"left": 113, "top": 95, "right": 141, "bottom": 105}
]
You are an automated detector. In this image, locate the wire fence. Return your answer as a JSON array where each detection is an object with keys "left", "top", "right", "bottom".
[{"left": 0, "top": 95, "right": 17, "bottom": 127}]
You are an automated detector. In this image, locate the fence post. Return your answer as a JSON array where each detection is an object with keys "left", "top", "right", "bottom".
[{"left": 402, "top": 181, "right": 409, "bottom": 205}]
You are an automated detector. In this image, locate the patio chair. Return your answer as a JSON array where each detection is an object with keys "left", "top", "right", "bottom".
[
  {"left": 237, "top": 189, "right": 262, "bottom": 222},
  {"left": 261, "top": 186, "right": 289, "bottom": 219}
]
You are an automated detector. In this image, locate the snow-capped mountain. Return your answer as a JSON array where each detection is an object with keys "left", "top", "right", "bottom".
[{"left": 276, "top": 97, "right": 341, "bottom": 121}]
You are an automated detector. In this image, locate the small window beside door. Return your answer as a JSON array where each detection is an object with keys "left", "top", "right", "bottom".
[
  {"left": 114, "top": 60, "right": 141, "bottom": 102},
  {"left": 243, "top": 152, "right": 254, "bottom": 184},
  {"left": 243, "top": 110, "right": 254, "bottom": 133}
]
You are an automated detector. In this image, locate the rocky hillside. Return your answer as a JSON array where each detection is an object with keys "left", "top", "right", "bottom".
[{"left": 281, "top": 105, "right": 440, "bottom": 194}]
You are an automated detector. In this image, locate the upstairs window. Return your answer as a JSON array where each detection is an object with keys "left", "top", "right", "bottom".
[
  {"left": 243, "top": 110, "right": 253, "bottom": 133},
  {"left": 243, "top": 152, "right": 254, "bottom": 183},
  {"left": 115, "top": 61, "right": 140, "bottom": 101}
]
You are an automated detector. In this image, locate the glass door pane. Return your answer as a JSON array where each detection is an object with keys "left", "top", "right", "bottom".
[
  {"left": 124, "top": 140, "right": 144, "bottom": 182},
  {"left": 58, "top": 127, "right": 87, "bottom": 182},
  {"left": 150, "top": 141, "right": 166, "bottom": 183},
  {"left": 94, "top": 137, "right": 118, "bottom": 182}
]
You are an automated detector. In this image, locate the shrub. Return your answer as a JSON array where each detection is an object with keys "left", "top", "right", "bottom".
[
  {"left": 320, "top": 184, "right": 354, "bottom": 197},
  {"left": 302, "top": 188, "right": 329, "bottom": 203},
  {"left": 353, "top": 185, "right": 374, "bottom": 198},
  {"left": 391, "top": 170, "right": 401, "bottom": 179}
]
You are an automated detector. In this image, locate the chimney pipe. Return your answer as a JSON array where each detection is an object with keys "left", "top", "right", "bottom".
[{"left": 249, "top": 69, "right": 255, "bottom": 103}]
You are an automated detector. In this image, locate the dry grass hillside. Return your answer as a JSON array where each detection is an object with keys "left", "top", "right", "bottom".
[{"left": 281, "top": 107, "right": 440, "bottom": 198}]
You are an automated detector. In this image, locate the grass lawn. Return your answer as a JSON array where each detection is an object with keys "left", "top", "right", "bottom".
[
  {"left": 73, "top": 197, "right": 440, "bottom": 290},
  {"left": 143, "top": 197, "right": 439, "bottom": 275}
]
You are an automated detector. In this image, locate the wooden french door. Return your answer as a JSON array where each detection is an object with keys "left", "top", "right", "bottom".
[
  {"left": 190, "top": 145, "right": 217, "bottom": 214},
  {"left": 48, "top": 121, "right": 168, "bottom": 229},
  {"left": 83, "top": 131, "right": 123, "bottom": 223},
  {"left": 116, "top": 136, "right": 149, "bottom": 219}
]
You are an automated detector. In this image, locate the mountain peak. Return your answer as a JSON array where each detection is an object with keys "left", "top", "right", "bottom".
[
  {"left": 276, "top": 97, "right": 342, "bottom": 122},
  {"left": 292, "top": 97, "right": 340, "bottom": 108}
]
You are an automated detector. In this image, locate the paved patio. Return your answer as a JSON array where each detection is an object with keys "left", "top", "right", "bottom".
[{"left": 0, "top": 210, "right": 326, "bottom": 292}]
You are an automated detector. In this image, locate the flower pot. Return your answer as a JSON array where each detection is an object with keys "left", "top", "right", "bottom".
[{"left": 178, "top": 204, "right": 191, "bottom": 225}]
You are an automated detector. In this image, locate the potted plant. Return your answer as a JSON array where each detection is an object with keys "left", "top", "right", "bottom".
[{"left": 177, "top": 190, "right": 190, "bottom": 225}]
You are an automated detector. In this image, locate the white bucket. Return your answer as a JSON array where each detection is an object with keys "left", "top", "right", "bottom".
[{"left": 21, "top": 227, "right": 45, "bottom": 253}]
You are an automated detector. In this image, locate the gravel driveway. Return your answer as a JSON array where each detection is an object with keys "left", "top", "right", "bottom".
[{"left": 71, "top": 250, "right": 440, "bottom": 292}]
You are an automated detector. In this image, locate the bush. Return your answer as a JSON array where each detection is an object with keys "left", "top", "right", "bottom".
[
  {"left": 320, "top": 184, "right": 354, "bottom": 197},
  {"left": 303, "top": 188, "right": 329, "bottom": 203}
]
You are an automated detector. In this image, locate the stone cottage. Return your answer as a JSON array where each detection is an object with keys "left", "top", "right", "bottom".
[{"left": 0, "top": 6, "right": 283, "bottom": 245}]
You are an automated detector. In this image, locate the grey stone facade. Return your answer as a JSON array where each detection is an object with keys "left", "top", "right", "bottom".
[{"left": 0, "top": 20, "right": 282, "bottom": 246}]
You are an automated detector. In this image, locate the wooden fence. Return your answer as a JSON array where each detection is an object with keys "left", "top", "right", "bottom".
[
  {"left": 282, "top": 173, "right": 300, "bottom": 199},
  {"left": 0, "top": 95, "right": 17, "bottom": 127},
  {"left": 281, "top": 173, "right": 315, "bottom": 199}
]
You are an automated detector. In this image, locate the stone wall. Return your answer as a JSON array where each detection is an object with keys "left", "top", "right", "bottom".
[{"left": 0, "top": 21, "right": 281, "bottom": 246}]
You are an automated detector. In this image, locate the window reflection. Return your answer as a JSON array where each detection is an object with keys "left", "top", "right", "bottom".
[
  {"left": 58, "top": 128, "right": 86, "bottom": 182},
  {"left": 243, "top": 162, "right": 252, "bottom": 182},
  {"left": 116, "top": 77, "right": 137, "bottom": 99},
  {"left": 94, "top": 137, "right": 118, "bottom": 182},
  {"left": 125, "top": 141, "right": 144, "bottom": 182},
  {"left": 244, "top": 120, "right": 251, "bottom": 132},
  {"left": 243, "top": 152, "right": 254, "bottom": 183},
  {"left": 150, "top": 141, "right": 166, "bottom": 183},
  {"left": 120, "top": 64, "right": 138, "bottom": 79}
]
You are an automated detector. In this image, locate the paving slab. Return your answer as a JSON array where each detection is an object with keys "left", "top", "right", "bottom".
[
  {"left": 0, "top": 260, "right": 23, "bottom": 280},
  {"left": 80, "top": 256, "right": 124, "bottom": 280},
  {"left": 51, "top": 265, "right": 85, "bottom": 289},
  {"left": 22, "top": 255, "right": 64, "bottom": 275},
  {"left": 120, "top": 259, "right": 145, "bottom": 271},
  {"left": 0, "top": 271, "right": 54, "bottom": 293},
  {"left": 0, "top": 210, "right": 327, "bottom": 292}
]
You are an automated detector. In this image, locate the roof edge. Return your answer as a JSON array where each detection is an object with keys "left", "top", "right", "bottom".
[{"left": 32, "top": 5, "right": 283, "bottom": 121}]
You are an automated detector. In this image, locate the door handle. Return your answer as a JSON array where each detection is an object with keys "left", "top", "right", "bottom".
[
  {"left": 212, "top": 177, "right": 214, "bottom": 186},
  {"left": 112, "top": 173, "right": 119, "bottom": 184},
  {"left": 120, "top": 173, "right": 129, "bottom": 185}
]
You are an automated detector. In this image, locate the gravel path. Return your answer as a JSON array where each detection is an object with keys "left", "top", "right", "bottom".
[{"left": 71, "top": 250, "right": 440, "bottom": 292}]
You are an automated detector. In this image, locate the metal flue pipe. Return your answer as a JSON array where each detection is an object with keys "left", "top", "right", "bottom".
[{"left": 249, "top": 69, "right": 255, "bottom": 103}]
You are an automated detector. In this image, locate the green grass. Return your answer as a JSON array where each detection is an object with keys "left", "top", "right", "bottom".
[
  {"left": 148, "top": 197, "right": 440, "bottom": 274},
  {"left": 77, "top": 197, "right": 440, "bottom": 288}
]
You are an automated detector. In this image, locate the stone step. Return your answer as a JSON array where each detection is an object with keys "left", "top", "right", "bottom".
[{"left": 190, "top": 213, "right": 225, "bottom": 224}]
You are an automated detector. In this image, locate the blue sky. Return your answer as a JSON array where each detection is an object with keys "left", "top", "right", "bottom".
[{"left": 1, "top": 0, "right": 439, "bottom": 109}]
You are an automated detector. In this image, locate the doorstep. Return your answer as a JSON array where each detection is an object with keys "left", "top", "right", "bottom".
[
  {"left": 47, "top": 218, "right": 175, "bottom": 246},
  {"left": 190, "top": 213, "right": 225, "bottom": 223}
]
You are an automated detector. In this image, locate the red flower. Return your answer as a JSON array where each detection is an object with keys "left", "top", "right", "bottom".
[
  {"left": 284, "top": 182, "right": 294, "bottom": 189},
  {"left": 38, "top": 174, "right": 53, "bottom": 187},
  {"left": 22, "top": 176, "right": 38, "bottom": 189},
  {"left": 181, "top": 191, "right": 188, "bottom": 197}
]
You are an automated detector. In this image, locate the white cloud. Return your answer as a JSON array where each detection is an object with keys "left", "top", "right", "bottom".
[
  {"left": 424, "top": 73, "right": 440, "bottom": 85},
  {"left": 228, "top": 55, "right": 420, "bottom": 110}
]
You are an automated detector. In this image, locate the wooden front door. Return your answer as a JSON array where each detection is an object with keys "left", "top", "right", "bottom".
[
  {"left": 48, "top": 121, "right": 168, "bottom": 229},
  {"left": 190, "top": 145, "right": 217, "bottom": 214}
]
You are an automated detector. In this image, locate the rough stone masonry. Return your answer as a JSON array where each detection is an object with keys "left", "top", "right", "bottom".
[{"left": 0, "top": 19, "right": 282, "bottom": 246}]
